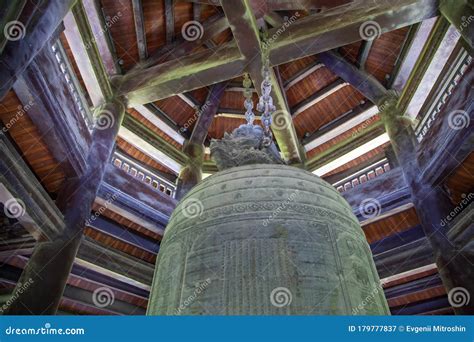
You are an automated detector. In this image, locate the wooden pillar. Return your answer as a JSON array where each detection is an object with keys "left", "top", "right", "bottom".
[
  {"left": 175, "top": 142, "right": 204, "bottom": 200},
  {"left": 175, "top": 82, "right": 227, "bottom": 200},
  {"left": 380, "top": 95, "right": 474, "bottom": 314},
  {"left": 3, "top": 99, "right": 125, "bottom": 315}
]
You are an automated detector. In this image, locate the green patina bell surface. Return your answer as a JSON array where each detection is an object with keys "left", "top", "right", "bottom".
[{"left": 147, "top": 164, "right": 390, "bottom": 315}]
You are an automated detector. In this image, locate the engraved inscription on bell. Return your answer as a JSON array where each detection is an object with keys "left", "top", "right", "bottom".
[{"left": 147, "top": 165, "right": 390, "bottom": 315}]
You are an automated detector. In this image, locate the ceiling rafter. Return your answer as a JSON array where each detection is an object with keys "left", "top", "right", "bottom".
[
  {"left": 263, "top": 11, "right": 284, "bottom": 28},
  {"left": 355, "top": 39, "right": 373, "bottom": 70},
  {"left": 292, "top": 78, "right": 349, "bottom": 117},
  {"left": 136, "top": 14, "right": 230, "bottom": 70},
  {"left": 177, "top": 93, "right": 200, "bottom": 108},
  {"left": 283, "top": 60, "right": 324, "bottom": 90},
  {"left": 303, "top": 102, "right": 377, "bottom": 149},
  {"left": 165, "top": 0, "right": 175, "bottom": 44},
  {"left": 131, "top": 0, "right": 148, "bottom": 61},
  {"left": 82, "top": 0, "right": 121, "bottom": 76}
]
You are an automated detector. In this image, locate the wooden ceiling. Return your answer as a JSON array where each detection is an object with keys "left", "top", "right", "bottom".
[
  {"left": 0, "top": 91, "right": 66, "bottom": 193},
  {"left": 95, "top": 0, "right": 411, "bottom": 158},
  {"left": 0, "top": 0, "right": 472, "bottom": 317}
]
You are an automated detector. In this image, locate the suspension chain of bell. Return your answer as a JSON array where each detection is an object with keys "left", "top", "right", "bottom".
[
  {"left": 257, "top": 36, "right": 274, "bottom": 147},
  {"left": 242, "top": 73, "right": 255, "bottom": 126}
]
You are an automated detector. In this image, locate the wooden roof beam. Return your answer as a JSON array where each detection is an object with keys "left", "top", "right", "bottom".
[
  {"left": 0, "top": 0, "right": 76, "bottom": 100},
  {"left": 418, "top": 61, "right": 474, "bottom": 185},
  {"left": 103, "top": 164, "right": 177, "bottom": 217},
  {"left": 221, "top": 0, "right": 305, "bottom": 163},
  {"left": 117, "top": 0, "right": 437, "bottom": 105},
  {"left": 175, "top": 81, "right": 228, "bottom": 198},
  {"left": 269, "top": 0, "right": 438, "bottom": 66},
  {"left": 78, "top": 237, "right": 154, "bottom": 286},
  {"left": 64, "top": 1, "right": 114, "bottom": 105},
  {"left": 319, "top": 51, "right": 388, "bottom": 105},
  {"left": 116, "top": 42, "right": 245, "bottom": 106},
  {"left": 165, "top": 0, "right": 175, "bottom": 44},
  {"left": 381, "top": 263, "right": 438, "bottom": 288},
  {"left": 82, "top": 0, "right": 120, "bottom": 76},
  {"left": 374, "top": 235, "right": 434, "bottom": 281},
  {"left": 264, "top": 11, "right": 284, "bottom": 28},
  {"left": 74, "top": 257, "right": 151, "bottom": 291},
  {"left": 0, "top": 133, "right": 65, "bottom": 240},
  {"left": 440, "top": 0, "right": 473, "bottom": 55},
  {"left": 1, "top": 255, "right": 148, "bottom": 315},
  {"left": 132, "top": 0, "right": 148, "bottom": 61},
  {"left": 189, "top": 81, "right": 228, "bottom": 145},
  {"left": 355, "top": 39, "right": 373, "bottom": 70}
]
